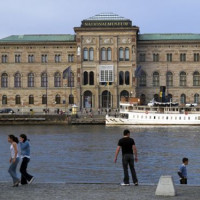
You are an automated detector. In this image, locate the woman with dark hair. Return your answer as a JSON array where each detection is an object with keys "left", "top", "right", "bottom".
[
  {"left": 19, "top": 134, "right": 34, "bottom": 185},
  {"left": 8, "top": 135, "right": 20, "bottom": 187}
]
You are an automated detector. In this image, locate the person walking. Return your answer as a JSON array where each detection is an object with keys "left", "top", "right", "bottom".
[
  {"left": 114, "top": 129, "right": 138, "bottom": 186},
  {"left": 19, "top": 134, "right": 35, "bottom": 185},
  {"left": 178, "top": 157, "right": 189, "bottom": 184},
  {"left": 8, "top": 135, "right": 20, "bottom": 187}
]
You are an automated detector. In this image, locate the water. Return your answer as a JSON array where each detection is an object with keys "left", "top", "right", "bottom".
[{"left": 1, "top": 125, "right": 200, "bottom": 185}]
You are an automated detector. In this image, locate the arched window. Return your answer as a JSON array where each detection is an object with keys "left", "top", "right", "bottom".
[
  {"left": 69, "top": 94, "right": 74, "bottom": 105},
  {"left": 41, "top": 72, "right": 48, "bottom": 87},
  {"left": 125, "top": 71, "right": 130, "bottom": 85},
  {"left": 119, "top": 71, "right": 124, "bottom": 85},
  {"left": 193, "top": 71, "right": 200, "bottom": 86},
  {"left": 28, "top": 73, "right": 34, "bottom": 87},
  {"left": 83, "top": 48, "right": 88, "bottom": 61},
  {"left": 107, "top": 48, "right": 112, "bottom": 61},
  {"left": 180, "top": 94, "right": 186, "bottom": 104},
  {"left": 54, "top": 72, "right": 61, "bottom": 87},
  {"left": 119, "top": 47, "right": 124, "bottom": 61},
  {"left": 68, "top": 72, "right": 74, "bottom": 87},
  {"left": 166, "top": 71, "right": 173, "bottom": 86},
  {"left": 153, "top": 72, "right": 159, "bottom": 87},
  {"left": 180, "top": 71, "right": 186, "bottom": 86},
  {"left": 83, "top": 71, "right": 88, "bottom": 85},
  {"left": 102, "top": 90, "right": 111, "bottom": 108},
  {"left": 125, "top": 47, "right": 129, "bottom": 61},
  {"left": 89, "top": 71, "right": 94, "bottom": 85},
  {"left": 194, "top": 93, "right": 199, "bottom": 104},
  {"left": 42, "top": 94, "right": 47, "bottom": 104},
  {"left": 1, "top": 73, "right": 8, "bottom": 88},
  {"left": 29, "top": 95, "right": 34, "bottom": 104},
  {"left": 83, "top": 90, "right": 92, "bottom": 108},
  {"left": 89, "top": 48, "right": 94, "bottom": 61},
  {"left": 139, "top": 71, "right": 146, "bottom": 87},
  {"left": 15, "top": 95, "right": 21, "bottom": 105},
  {"left": 55, "top": 94, "right": 61, "bottom": 104},
  {"left": 2, "top": 95, "right": 7, "bottom": 105},
  {"left": 120, "top": 90, "right": 129, "bottom": 98},
  {"left": 101, "top": 48, "right": 106, "bottom": 61},
  {"left": 14, "top": 73, "right": 21, "bottom": 88}
]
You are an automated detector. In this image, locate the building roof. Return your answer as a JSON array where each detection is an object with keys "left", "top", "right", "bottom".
[
  {"left": 84, "top": 12, "right": 130, "bottom": 21},
  {"left": 139, "top": 34, "right": 200, "bottom": 41},
  {"left": 0, "top": 34, "right": 76, "bottom": 43}
]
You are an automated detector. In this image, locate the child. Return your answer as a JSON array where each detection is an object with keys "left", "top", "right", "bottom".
[{"left": 177, "top": 157, "right": 189, "bottom": 184}]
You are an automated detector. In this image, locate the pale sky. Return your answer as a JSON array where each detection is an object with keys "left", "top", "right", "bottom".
[{"left": 1, "top": 0, "right": 200, "bottom": 39}]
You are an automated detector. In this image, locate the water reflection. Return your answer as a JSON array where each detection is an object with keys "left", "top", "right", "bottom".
[{"left": 0, "top": 125, "right": 199, "bottom": 185}]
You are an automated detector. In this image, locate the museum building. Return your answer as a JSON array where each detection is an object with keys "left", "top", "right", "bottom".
[{"left": 1, "top": 13, "right": 200, "bottom": 112}]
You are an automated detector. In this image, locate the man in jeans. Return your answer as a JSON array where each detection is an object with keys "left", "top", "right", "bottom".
[{"left": 114, "top": 129, "right": 138, "bottom": 186}]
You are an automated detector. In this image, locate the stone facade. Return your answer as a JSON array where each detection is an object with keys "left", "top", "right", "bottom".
[{"left": 0, "top": 13, "right": 200, "bottom": 112}]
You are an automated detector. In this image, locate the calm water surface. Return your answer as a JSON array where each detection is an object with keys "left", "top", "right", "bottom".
[{"left": 0, "top": 125, "right": 200, "bottom": 185}]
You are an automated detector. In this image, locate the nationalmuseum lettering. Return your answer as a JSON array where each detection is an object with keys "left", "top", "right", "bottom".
[{"left": 82, "top": 21, "right": 132, "bottom": 27}]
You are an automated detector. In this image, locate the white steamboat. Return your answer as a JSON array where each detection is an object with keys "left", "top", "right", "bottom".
[{"left": 106, "top": 98, "right": 200, "bottom": 125}]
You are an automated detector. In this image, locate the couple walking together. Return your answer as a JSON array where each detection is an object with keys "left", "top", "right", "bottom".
[{"left": 8, "top": 134, "right": 34, "bottom": 187}]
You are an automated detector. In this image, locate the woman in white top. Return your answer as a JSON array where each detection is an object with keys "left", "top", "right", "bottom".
[{"left": 8, "top": 135, "right": 20, "bottom": 187}]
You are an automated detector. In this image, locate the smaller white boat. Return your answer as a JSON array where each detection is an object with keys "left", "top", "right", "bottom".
[{"left": 106, "top": 98, "right": 200, "bottom": 125}]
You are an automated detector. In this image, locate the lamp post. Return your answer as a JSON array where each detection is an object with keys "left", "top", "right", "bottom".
[{"left": 65, "top": 84, "right": 67, "bottom": 113}]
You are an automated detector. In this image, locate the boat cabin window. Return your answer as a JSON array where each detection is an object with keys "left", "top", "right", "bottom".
[{"left": 198, "top": 116, "right": 200, "bottom": 120}]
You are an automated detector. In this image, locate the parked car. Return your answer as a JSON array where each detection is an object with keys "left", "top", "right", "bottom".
[{"left": 0, "top": 108, "right": 15, "bottom": 114}]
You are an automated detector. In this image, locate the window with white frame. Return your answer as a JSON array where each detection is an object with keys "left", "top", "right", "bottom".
[{"left": 99, "top": 65, "right": 114, "bottom": 82}]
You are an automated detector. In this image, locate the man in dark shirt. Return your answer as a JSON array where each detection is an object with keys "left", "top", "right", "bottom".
[{"left": 114, "top": 129, "right": 138, "bottom": 186}]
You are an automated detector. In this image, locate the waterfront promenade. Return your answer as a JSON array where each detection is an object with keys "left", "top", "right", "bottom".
[{"left": 0, "top": 182, "right": 200, "bottom": 200}]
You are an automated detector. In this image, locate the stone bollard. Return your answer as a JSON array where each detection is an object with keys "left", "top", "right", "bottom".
[{"left": 155, "top": 175, "right": 176, "bottom": 196}]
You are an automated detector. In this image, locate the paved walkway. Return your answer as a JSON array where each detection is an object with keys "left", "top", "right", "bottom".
[{"left": 0, "top": 182, "right": 200, "bottom": 200}]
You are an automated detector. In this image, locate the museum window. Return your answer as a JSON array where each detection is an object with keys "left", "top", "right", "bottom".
[
  {"left": 153, "top": 71, "right": 159, "bottom": 87},
  {"left": 193, "top": 71, "right": 200, "bottom": 86},
  {"left": 180, "top": 71, "right": 186, "bottom": 86},
  {"left": 139, "top": 71, "right": 146, "bottom": 87},
  {"left": 55, "top": 94, "right": 61, "bottom": 104},
  {"left": 139, "top": 53, "right": 145, "bottom": 62},
  {"left": 194, "top": 53, "right": 199, "bottom": 62},
  {"left": 28, "top": 55, "right": 34, "bottom": 63},
  {"left": 119, "top": 47, "right": 124, "bottom": 61},
  {"left": 68, "top": 72, "right": 74, "bottom": 87},
  {"left": 54, "top": 72, "right": 61, "bottom": 87},
  {"left": 194, "top": 93, "right": 199, "bottom": 104},
  {"left": 29, "top": 95, "right": 34, "bottom": 104},
  {"left": 83, "top": 48, "right": 88, "bottom": 61},
  {"left": 14, "top": 73, "right": 21, "bottom": 88},
  {"left": 2, "top": 55, "right": 8, "bottom": 63},
  {"left": 41, "top": 72, "right": 48, "bottom": 87},
  {"left": 68, "top": 54, "right": 74, "bottom": 62},
  {"left": 166, "top": 71, "right": 173, "bottom": 87},
  {"left": 83, "top": 71, "right": 88, "bottom": 85},
  {"left": 125, "top": 48, "right": 130, "bottom": 61},
  {"left": 2, "top": 95, "right": 7, "bottom": 105},
  {"left": 180, "top": 94, "right": 186, "bottom": 104},
  {"left": 42, "top": 94, "right": 47, "bottom": 104},
  {"left": 15, "top": 95, "right": 21, "bottom": 105},
  {"left": 41, "top": 54, "right": 48, "bottom": 63},
  {"left": 28, "top": 73, "right": 34, "bottom": 87},
  {"left": 55, "top": 54, "right": 61, "bottom": 63},
  {"left": 69, "top": 94, "right": 74, "bottom": 105},
  {"left": 89, "top": 48, "right": 94, "bottom": 61},
  {"left": 101, "top": 48, "right": 106, "bottom": 61},
  {"left": 119, "top": 71, "right": 124, "bottom": 85},
  {"left": 1, "top": 73, "right": 8, "bottom": 88},
  {"left": 180, "top": 53, "right": 186, "bottom": 62},
  {"left": 167, "top": 53, "right": 172, "bottom": 62},
  {"left": 107, "top": 48, "right": 112, "bottom": 61},
  {"left": 89, "top": 71, "right": 94, "bottom": 85},
  {"left": 125, "top": 71, "right": 130, "bottom": 85},
  {"left": 153, "top": 53, "right": 159, "bottom": 62},
  {"left": 15, "top": 55, "right": 21, "bottom": 63}
]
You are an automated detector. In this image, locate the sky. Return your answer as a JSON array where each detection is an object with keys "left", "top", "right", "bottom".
[{"left": 1, "top": 0, "right": 200, "bottom": 39}]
